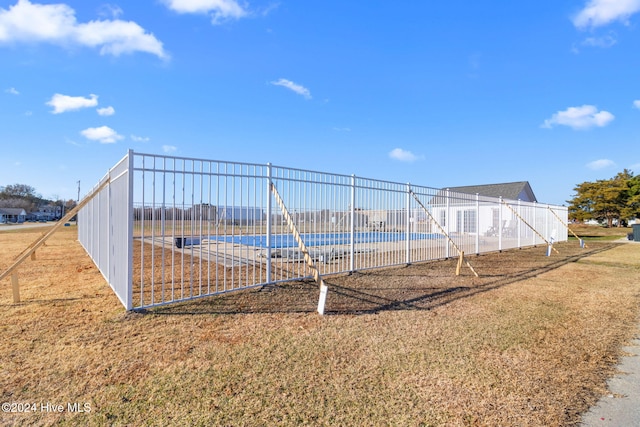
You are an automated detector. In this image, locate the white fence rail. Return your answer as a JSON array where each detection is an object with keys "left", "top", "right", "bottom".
[{"left": 78, "top": 150, "right": 568, "bottom": 310}]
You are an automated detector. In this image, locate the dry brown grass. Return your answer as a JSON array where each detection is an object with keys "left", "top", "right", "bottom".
[{"left": 0, "top": 226, "right": 639, "bottom": 426}]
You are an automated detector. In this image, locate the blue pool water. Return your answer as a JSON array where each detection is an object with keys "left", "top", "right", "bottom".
[{"left": 206, "top": 232, "right": 443, "bottom": 248}]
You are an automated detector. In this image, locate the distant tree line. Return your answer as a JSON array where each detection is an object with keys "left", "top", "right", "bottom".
[
  {"left": 0, "top": 183, "right": 77, "bottom": 216},
  {"left": 567, "top": 170, "right": 640, "bottom": 227}
]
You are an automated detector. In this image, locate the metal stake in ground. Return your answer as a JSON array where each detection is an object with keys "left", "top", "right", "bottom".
[{"left": 547, "top": 206, "right": 587, "bottom": 249}]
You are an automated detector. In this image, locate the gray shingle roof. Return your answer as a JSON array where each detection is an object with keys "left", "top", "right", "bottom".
[
  {"left": 445, "top": 181, "right": 537, "bottom": 202},
  {"left": 0, "top": 208, "right": 27, "bottom": 216}
]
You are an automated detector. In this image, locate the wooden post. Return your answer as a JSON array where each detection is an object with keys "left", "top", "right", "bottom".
[
  {"left": 30, "top": 251, "right": 36, "bottom": 261},
  {"left": 11, "top": 273, "right": 20, "bottom": 303},
  {"left": 501, "top": 200, "right": 559, "bottom": 254},
  {"left": 0, "top": 178, "right": 111, "bottom": 301},
  {"left": 456, "top": 252, "right": 464, "bottom": 276},
  {"left": 410, "top": 190, "right": 479, "bottom": 277},
  {"left": 270, "top": 183, "right": 330, "bottom": 315}
]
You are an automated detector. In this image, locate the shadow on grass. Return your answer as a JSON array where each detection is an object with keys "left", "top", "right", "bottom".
[{"left": 145, "top": 243, "right": 619, "bottom": 316}]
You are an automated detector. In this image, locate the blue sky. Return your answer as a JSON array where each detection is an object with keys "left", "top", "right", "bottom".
[{"left": 1, "top": 0, "right": 639, "bottom": 206}]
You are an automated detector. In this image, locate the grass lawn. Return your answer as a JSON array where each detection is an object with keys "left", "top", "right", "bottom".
[
  {"left": 568, "top": 223, "right": 631, "bottom": 241},
  {"left": 0, "top": 226, "right": 639, "bottom": 426}
]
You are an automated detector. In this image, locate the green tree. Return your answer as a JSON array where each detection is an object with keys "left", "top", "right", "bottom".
[
  {"left": 0, "top": 183, "right": 39, "bottom": 201},
  {"left": 622, "top": 174, "right": 640, "bottom": 220},
  {"left": 568, "top": 170, "right": 636, "bottom": 227}
]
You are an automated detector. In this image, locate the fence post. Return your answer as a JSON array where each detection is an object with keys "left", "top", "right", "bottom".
[
  {"left": 406, "top": 183, "right": 411, "bottom": 265},
  {"left": 108, "top": 161, "right": 113, "bottom": 286},
  {"left": 126, "top": 150, "right": 134, "bottom": 310},
  {"left": 532, "top": 202, "right": 537, "bottom": 245},
  {"left": 446, "top": 189, "right": 450, "bottom": 258},
  {"left": 350, "top": 175, "right": 356, "bottom": 272},
  {"left": 517, "top": 199, "right": 521, "bottom": 249},
  {"left": 475, "top": 193, "right": 480, "bottom": 254},
  {"left": 266, "top": 163, "right": 273, "bottom": 284},
  {"left": 498, "top": 197, "right": 503, "bottom": 251}
]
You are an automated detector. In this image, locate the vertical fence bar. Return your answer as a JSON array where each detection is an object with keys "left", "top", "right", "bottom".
[
  {"left": 151, "top": 156, "right": 156, "bottom": 305},
  {"left": 533, "top": 203, "right": 537, "bottom": 246},
  {"left": 161, "top": 157, "right": 166, "bottom": 304},
  {"left": 406, "top": 183, "right": 411, "bottom": 265},
  {"left": 207, "top": 161, "right": 212, "bottom": 294},
  {"left": 445, "top": 189, "right": 450, "bottom": 258},
  {"left": 475, "top": 193, "right": 480, "bottom": 254},
  {"left": 517, "top": 199, "right": 521, "bottom": 249},
  {"left": 498, "top": 197, "right": 503, "bottom": 251},
  {"left": 350, "top": 175, "right": 356, "bottom": 272},
  {"left": 171, "top": 158, "right": 176, "bottom": 301},
  {"left": 140, "top": 155, "right": 145, "bottom": 307},
  {"left": 266, "top": 163, "right": 272, "bottom": 284},
  {"left": 126, "top": 151, "right": 134, "bottom": 310}
]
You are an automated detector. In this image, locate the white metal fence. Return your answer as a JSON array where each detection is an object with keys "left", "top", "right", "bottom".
[
  {"left": 78, "top": 150, "right": 568, "bottom": 310},
  {"left": 78, "top": 153, "right": 133, "bottom": 309}
]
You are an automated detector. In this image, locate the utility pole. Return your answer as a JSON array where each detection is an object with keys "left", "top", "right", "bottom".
[{"left": 77, "top": 180, "right": 80, "bottom": 203}]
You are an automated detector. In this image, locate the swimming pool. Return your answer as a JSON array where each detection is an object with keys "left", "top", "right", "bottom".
[{"left": 176, "top": 232, "right": 444, "bottom": 249}]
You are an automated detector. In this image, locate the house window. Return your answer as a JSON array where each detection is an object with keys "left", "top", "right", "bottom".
[
  {"left": 456, "top": 210, "right": 477, "bottom": 233},
  {"left": 492, "top": 208, "right": 500, "bottom": 230}
]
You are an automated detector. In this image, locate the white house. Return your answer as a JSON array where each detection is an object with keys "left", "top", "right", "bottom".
[
  {"left": 0, "top": 208, "right": 27, "bottom": 223},
  {"left": 430, "top": 182, "right": 540, "bottom": 237}
]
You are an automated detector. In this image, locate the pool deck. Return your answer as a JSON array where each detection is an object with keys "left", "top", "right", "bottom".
[{"left": 138, "top": 233, "right": 536, "bottom": 270}]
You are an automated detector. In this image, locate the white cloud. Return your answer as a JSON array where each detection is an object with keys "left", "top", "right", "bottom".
[
  {"left": 389, "top": 148, "right": 422, "bottom": 162},
  {"left": 0, "top": 0, "right": 168, "bottom": 59},
  {"left": 587, "top": 159, "right": 616, "bottom": 170},
  {"left": 573, "top": 0, "right": 640, "bottom": 29},
  {"left": 80, "top": 125, "right": 124, "bottom": 144},
  {"left": 258, "top": 2, "right": 280, "bottom": 17},
  {"left": 97, "top": 106, "right": 115, "bottom": 116},
  {"left": 131, "top": 134, "right": 150, "bottom": 142},
  {"left": 270, "top": 78, "right": 312, "bottom": 99},
  {"left": 5, "top": 87, "right": 19, "bottom": 95},
  {"left": 541, "top": 105, "right": 614, "bottom": 130},
  {"left": 162, "top": 145, "right": 177, "bottom": 153},
  {"left": 47, "top": 93, "right": 98, "bottom": 114},
  {"left": 581, "top": 34, "right": 617, "bottom": 48},
  {"left": 633, "top": 100, "right": 640, "bottom": 109},
  {"left": 98, "top": 4, "right": 124, "bottom": 19},
  {"left": 65, "top": 137, "right": 82, "bottom": 147},
  {"left": 162, "top": 0, "right": 247, "bottom": 24}
]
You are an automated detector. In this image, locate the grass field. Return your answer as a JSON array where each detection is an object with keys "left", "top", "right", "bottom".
[
  {"left": 0, "top": 224, "right": 639, "bottom": 426},
  {"left": 567, "top": 223, "right": 632, "bottom": 241}
]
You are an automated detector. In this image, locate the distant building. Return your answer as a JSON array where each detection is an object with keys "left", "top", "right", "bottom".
[
  {"left": 431, "top": 181, "right": 540, "bottom": 237},
  {"left": 0, "top": 208, "right": 27, "bottom": 223},
  {"left": 26, "top": 204, "right": 63, "bottom": 221},
  {"left": 216, "top": 206, "right": 264, "bottom": 226}
]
